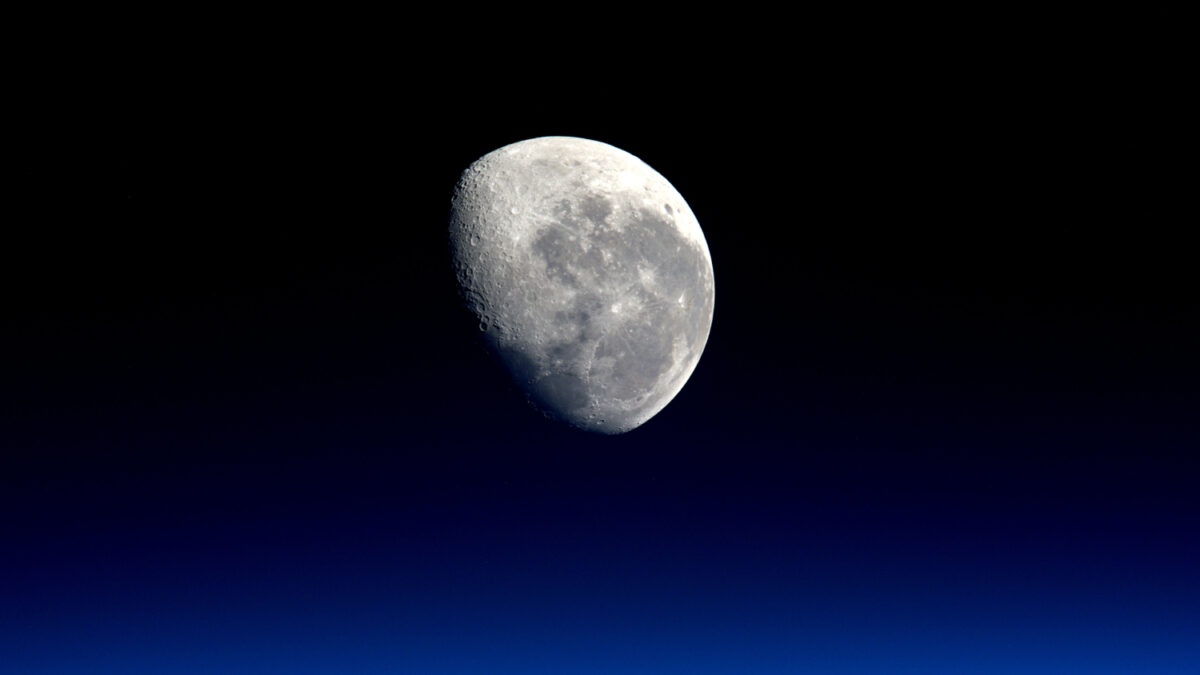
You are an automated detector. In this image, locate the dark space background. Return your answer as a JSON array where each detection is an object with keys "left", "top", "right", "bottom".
[{"left": 3, "top": 14, "right": 1195, "bottom": 674}]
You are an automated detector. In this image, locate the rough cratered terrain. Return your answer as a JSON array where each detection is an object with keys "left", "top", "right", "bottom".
[{"left": 449, "top": 136, "right": 714, "bottom": 434}]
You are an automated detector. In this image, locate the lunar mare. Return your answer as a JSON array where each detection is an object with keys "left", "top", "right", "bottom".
[{"left": 449, "top": 136, "right": 714, "bottom": 434}]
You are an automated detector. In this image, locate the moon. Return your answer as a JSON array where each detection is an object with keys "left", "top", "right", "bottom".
[{"left": 448, "top": 136, "right": 715, "bottom": 434}]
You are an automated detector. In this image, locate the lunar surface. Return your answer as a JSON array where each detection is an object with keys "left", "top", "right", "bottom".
[{"left": 448, "top": 136, "right": 715, "bottom": 434}]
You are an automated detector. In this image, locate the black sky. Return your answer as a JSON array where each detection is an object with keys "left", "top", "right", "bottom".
[{"left": 3, "top": 15, "right": 1196, "bottom": 673}]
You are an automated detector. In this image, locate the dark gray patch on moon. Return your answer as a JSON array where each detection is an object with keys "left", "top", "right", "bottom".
[
  {"left": 581, "top": 195, "right": 613, "bottom": 224},
  {"left": 530, "top": 372, "right": 590, "bottom": 414},
  {"left": 532, "top": 227, "right": 581, "bottom": 287}
]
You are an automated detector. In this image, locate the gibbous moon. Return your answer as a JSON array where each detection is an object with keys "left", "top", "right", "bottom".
[{"left": 449, "top": 136, "right": 715, "bottom": 434}]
